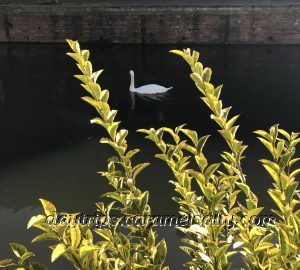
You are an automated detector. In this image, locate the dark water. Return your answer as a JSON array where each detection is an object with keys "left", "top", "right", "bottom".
[{"left": 0, "top": 44, "right": 300, "bottom": 269}]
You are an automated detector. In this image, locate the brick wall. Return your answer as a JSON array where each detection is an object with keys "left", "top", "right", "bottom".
[{"left": 0, "top": 4, "right": 300, "bottom": 44}]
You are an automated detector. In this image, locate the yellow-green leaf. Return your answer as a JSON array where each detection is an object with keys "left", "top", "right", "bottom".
[
  {"left": 51, "top": 244, "right": 66, "bottom": 262},
  {"left": 39, "top": 199, "right": 56, "bottom": 216}
]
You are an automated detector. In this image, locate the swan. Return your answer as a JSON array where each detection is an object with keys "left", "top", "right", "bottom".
[{"left": 129, "top": 70, "right": 173, "bottom": 94}]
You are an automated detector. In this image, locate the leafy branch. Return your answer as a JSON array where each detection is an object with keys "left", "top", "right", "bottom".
[
  {"left": 139, "top": 125, "right": 236, "bottom": 270},
  {"left": 1, "top": 43, "right": 299, "bottom": 270},
  {"left": 254, "top": 125, "right": 300, "bottom": 269},
  {"left": 0, "top": 243, "right": 48, "bottom": 270},
  {"left": 23, "top": 40, "right": 169, "bottom": 270}
]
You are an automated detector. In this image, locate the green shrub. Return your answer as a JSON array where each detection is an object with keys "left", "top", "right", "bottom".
[
  {"left": 1, "top": 42, "right": 299, "bottom": 270},
  {"left": 0, "top": 243, "right": 47, "bottom": 269}
]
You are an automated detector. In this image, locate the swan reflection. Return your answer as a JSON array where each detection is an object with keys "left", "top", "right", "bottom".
[{"left": 130, "top": 90, "right": 171, "bottom": 110}]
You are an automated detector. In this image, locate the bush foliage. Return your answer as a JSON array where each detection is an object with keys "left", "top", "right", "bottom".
[{"left": 0, "top": 41, "right": 299, "bottom": 270}]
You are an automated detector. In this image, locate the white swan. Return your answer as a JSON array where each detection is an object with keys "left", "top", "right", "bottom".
[{"left": 129, "top": 70, "right": 173, "bottom": 94}]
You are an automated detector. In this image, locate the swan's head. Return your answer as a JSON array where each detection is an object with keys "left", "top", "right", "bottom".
[{"left": 129, "top": 70, "right": 134, "bottom": 76}]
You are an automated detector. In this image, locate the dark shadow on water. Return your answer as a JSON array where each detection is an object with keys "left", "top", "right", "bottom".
[{"left": 0, "top": 43, "right": 300, "bottom": 269}]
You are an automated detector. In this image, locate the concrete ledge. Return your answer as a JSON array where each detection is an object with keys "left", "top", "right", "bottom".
[{"left": 1, "top": 4, "right": 300, "bottom": 44}]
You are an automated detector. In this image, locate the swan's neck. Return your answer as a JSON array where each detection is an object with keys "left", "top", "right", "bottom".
[{"left": 129, "top": 72, "right": 135, "bottom": 92}]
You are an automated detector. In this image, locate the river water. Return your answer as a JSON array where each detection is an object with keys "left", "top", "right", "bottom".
[{"left": 0, "top": 44, "right": 300, "bottom": 269}]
